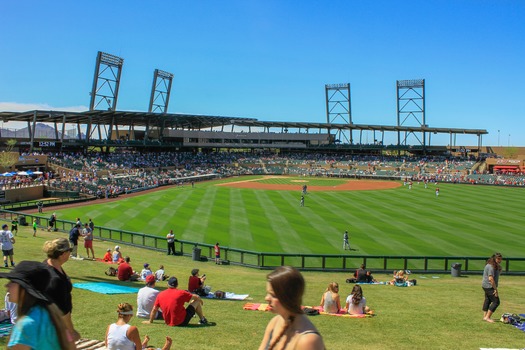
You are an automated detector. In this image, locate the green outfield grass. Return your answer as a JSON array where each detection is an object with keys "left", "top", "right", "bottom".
[{"left": 51, "top": 176, "right": 525, "bottom": 260}]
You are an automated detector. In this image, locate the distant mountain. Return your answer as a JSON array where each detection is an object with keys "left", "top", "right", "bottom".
[{"left": 0, "top": 123, "right": 84, "bottom": 139}]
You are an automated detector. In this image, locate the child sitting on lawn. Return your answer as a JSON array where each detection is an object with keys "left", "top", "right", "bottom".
[{"left": 103, "top": 248, "right": 113, "bottom": 262}]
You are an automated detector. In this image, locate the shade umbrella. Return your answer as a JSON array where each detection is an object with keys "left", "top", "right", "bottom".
[
  {"left": 1, "top": 172, "right": 12, "bottom": 177},
  {"left": 33, "top": 171, "right": 43, "bottom": 175},
  {"left": 17, "top": 171, "right": 28, "bottom": 176}
]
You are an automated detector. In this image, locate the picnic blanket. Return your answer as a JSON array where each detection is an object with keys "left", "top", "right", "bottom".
[
  {"left": 95, "top": 258, "right": 115, "bottom": 264},
  {"left": 510, "top": 313, "right": 525, "bottom": 332},
  {"left": 0, "top": 319, "right": 13, "bottom": 337},
  {"left": 75, "top": 338, "right": 107, "bottom": 350},
  {"left": 73, "top": 282, "right": 139, "bottom": 295},
  {"left": 243, "top": 303, "right": 372, "bottom": 318},
  {"left": 204, "top": 292, "right": 251, "bottom": 301}
]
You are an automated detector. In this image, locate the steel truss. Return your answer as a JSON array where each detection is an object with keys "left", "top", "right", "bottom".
[
  {"left": 397, "top": 79, "right": 426, "bottom": 148},
  {"left": 148, "top": 69, "right": 174, "bottom": 142},
  {"left": 325, "top": 83, "right": 352, "bottom": 144},
  {"left": 89, "top": 51, "right": 125, "bottom": 144}
]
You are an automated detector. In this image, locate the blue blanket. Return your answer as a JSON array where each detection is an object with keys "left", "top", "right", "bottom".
[{"left": 73, "top": 282, "right": 139, "bottom": 294}]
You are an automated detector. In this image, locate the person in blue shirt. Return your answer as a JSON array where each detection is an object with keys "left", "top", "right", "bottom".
[{"left": 0, "top": 261, "right": 75, "bottom": 350}]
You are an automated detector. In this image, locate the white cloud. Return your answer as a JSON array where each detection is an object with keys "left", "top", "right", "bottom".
[{"left": 0, "top": 102, "right": 88, "bottom": 112}]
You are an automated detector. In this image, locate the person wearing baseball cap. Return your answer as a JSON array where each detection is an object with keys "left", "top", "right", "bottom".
[
  {"left": 140, "top": 263, "right": 153, "bottom": 281},
  {"left": 136, "top": 274, "right": 162, "bottom": 319},
  {"left": 0, "top": 261, "right": 75, "bottom": 349},
  {"left": 143, "top": 276, "right": 208, "bottom": 326}
]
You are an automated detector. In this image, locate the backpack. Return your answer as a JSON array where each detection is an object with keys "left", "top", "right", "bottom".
[
  {"left": 304, "top": 307, "right": 320, "bottom": 316},
  {"left": 105, "top": 267, "right": 117, "bottom": 276},
  {"left": 501, "top": 313, "right": 522, "bottom": 325}
]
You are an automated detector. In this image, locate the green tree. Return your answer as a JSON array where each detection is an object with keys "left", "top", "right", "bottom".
[{"left": 0, "top": 139, "right": 19, "bottom": 172}]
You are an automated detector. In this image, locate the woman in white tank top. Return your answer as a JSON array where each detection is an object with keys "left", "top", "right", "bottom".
[
  {"left": 105, "top": 303, "right": 147, "bottom": 350},
  {"left": 105, "top": 303, "right": 173, "bottom": 350}
]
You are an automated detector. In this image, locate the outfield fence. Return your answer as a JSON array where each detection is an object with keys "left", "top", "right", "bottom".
[{"left": 2, "top": 209, "right": 524, "bottom": 275}]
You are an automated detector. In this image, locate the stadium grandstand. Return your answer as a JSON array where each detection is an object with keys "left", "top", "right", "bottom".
[{"left": 2, "top": 50, "right": 525, "bottom": 205}]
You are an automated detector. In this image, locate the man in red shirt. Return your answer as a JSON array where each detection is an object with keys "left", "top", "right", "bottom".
[
  {"left": 143, "top": 276, "right": 208, "bottom": 326},
  {"left": 117, "top": 256, "right": 139, "bottom": 281},
  {"left": 188, "top": 268, "right": 206, "bottom": 295}
]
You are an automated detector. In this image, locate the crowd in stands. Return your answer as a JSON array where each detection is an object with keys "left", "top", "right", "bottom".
[{"left": 3, "top": 151, "right": 525, "bottom": 194}]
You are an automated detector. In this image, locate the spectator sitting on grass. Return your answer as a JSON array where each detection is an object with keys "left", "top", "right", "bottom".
[
  {"left": 155, "top": 265, "right": 168, "bottom": 281},
  {"left": 140, "top": 263, "right": 153, "bottom": 281},
  {"left": 112, "top": 246, "right": 124, "bottom": 264},
  {"left": 390, "top": 270, "right": 408, "bottom": 285},
  {"left": 137, "top": 275, "right": 162, "bottom": 320},
  {"left": 319, "top": 282, "right": 341, "bottom": 314},
  {"left": 355, "top": 264, "right": 369, "bottom": 283},
  {"left": 188, "top": 268, "right": 206, "bottom": 295},
  {"left": 3, "top": 291, "right": 17, "bottom": 324},
  {"left": 142, "top": 276, "right": 208, "bottom": 326},
  {"left": 345, "top": 285, "right": 371, "bottom": 315},
  {"left": 117, "top": 257, "right": 139, "bottom": 282},
  {"left": 103, "top": 248, "right": 113, "bottom": 262},
  {"left": 106, "top": 302, "right": 172, "bottom": 350}
]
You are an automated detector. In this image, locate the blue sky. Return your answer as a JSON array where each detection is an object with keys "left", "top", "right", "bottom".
[{"left": 1, "top": 1, "right": 524, "bottom": 146}]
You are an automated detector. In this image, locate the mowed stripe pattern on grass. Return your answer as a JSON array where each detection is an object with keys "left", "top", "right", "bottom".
[{"left": 57, "top": 177, "right": 525, "bottom": 259}]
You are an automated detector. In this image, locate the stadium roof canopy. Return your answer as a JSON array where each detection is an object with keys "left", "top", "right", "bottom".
[
  {"left": 0, "top": 109, "right": 488, "bottom": 136},
  {"left": 0, "top": 110, "right": 256, "bottom": 130},
  {"left": 232, "top": 119, "right": 488, "bottom": 135}
]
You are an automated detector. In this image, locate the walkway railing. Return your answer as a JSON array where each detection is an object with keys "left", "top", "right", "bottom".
[{"left": 2, "top": 209, "right": 524, "bottom": 275}]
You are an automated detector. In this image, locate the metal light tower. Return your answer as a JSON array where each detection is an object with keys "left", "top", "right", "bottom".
[
  {"left": 89, "top": 51, "right": 124, "bottom": 111},
  {"left": 396, "top": 79, "right": 425, "bottom": 148},
  {"left": 325, "top": 83, "right": 352, "bottom": 143},
  {"left": 148, "top": 69, "right": 174, "bottom": 113}
]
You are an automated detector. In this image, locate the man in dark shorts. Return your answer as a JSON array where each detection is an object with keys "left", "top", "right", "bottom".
[
  {"left": 143, "top": 276, "right": 208, "bottom": 326},
  {"left": 10, "top": 218, "right": 18, "bottom": 235},
  {"left": 68, "top": 224, "right": 81, "bottom": 257},
  {"left": 48, "top": 213, "right": 57, "bottom": 232}
]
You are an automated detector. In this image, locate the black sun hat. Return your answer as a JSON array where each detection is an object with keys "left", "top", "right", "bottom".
[{"left": 0, "top": 261, "right": 51, "bottom": 302}]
